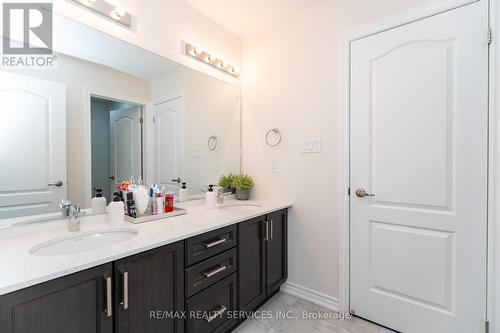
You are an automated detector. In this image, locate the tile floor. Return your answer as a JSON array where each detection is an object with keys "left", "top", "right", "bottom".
[{"left": 233, "top": 292, "right": 395, "bottom": 333}]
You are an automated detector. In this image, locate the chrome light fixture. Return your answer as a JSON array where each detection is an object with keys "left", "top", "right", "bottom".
[
  {"left": 184, "top": 42, "right": 240, "bottom": 78},
  {"left": 70, "top": 0, "right": 132, "bottom": 28}
]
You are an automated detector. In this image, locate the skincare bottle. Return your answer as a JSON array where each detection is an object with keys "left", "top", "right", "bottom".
[
  {"left": 156, "top": 193, "right": 163, "bottom": 214},
  {"left": 91, "top": 189, "right": 106, "bottom": 214},
  {"left": 165, "top": 192, "right": 174, "bottom": 213},
  {"left": 205, "top": 185, "right": 216, "bottom": 209},
  {"left": 108, "top": 192, "right": 124, "bottom": 222},
  {"left": 126, "top": 192, "right": 136, "bottom": 218},
  {"left": 179, "top": 182, "right": 188, "bottom": 202},
  {"left": 150, "top": 197, "right": 158, "bottom": 215}
]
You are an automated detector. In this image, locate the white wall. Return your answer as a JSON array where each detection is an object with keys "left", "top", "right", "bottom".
[
  {"left": 241, "top": 0, "right": 435, "bottom": 301},
  {"left": 151, "top": 67, "right": 241, "bottom": 195},
  {"left": 5, "top": 54, "right": 150, "bottom": 206},
  {"left": 52, "top": 0, "right": 241, "bottom": 85}
]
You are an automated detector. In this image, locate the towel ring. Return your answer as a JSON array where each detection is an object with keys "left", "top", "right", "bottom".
[
  {"left": 208, "top": 135, "right": 218, "bottom": 150},
  {"left": 265, "top": 128, "right": 282, "bottom": 147}
]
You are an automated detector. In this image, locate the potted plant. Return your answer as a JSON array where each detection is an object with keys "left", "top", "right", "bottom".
[
  {"left": 218, "top": 173, "right": 237, "bottom": 193},
  {"left": 233, "top": 174, "right": 254, "bottom": 200}
]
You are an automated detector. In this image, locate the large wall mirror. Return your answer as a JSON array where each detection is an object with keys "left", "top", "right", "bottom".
[{"left": 0, "top": 15, "right": 241, "bottom": 219}]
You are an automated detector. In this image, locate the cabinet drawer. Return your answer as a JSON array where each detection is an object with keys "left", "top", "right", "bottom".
[
  {"left": 185, "top": 225, "right": 237, "bottom": 266},
  {"left": 185, "top": 248, "right": 237, "bottom": 298},
  {"left": 185, "top": 273, "right": 237, "bottom": 333}
]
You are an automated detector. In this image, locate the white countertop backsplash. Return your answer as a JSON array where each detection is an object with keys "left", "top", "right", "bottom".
[{"left": 0, "top": 199, "right": 292, "bottom": 296}]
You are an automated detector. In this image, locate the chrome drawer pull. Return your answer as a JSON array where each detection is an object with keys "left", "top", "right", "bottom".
[
  {"left": 206, "top": 305, "right": 227, "bottom": 323},
  {"left": 203, "top": 265, "right": 227, "bottom": 278},
  {"left": 204, "top": 238, "right": 226, "bottom": 249}
]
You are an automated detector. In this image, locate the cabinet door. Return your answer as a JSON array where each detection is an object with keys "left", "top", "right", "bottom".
[
  {"left": 114, "top": 241, "right": 184, "bottom": 333},
  {"left": 237, "top": 216, "right": 266, "bottom": 312},
  {"left": 266, "top": 209, "right": 288, "bottom": 295},
  {"left": 0, "top": 264, "right": 113, "bottom": 333}
]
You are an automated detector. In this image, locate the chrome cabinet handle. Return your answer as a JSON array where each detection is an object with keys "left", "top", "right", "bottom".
[
  {"left": 203, "top": 265, "right": 227, "bottom": 278},
  {"left": 204, "top": 238, "right": 226, "bottom": 248},
  {"left": 48, "top": 180, "right": 63, "bottom": 187},
  {"left": 121, "top": 271, "right": 129, "bottom": 310},
  {"left": 206, "top": 305, "right": 227, "bottom": 323},
  {"left": 105, "top": 276, "right": 112, "bottom": 317},
  {"left": 355, "top": 188, "right": 375, "bottom": 198},
  {"left": 264, "top": 221, "right": 269, "bottom": 241},
  {"left": 270, "top": 219, "right": 274, "bottom": 240}
]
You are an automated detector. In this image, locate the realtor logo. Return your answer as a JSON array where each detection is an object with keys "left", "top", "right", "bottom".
[{"left": 3, "top": 3, "right": 53, "bottom": 55}]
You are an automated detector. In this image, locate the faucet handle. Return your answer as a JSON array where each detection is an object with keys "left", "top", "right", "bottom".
[
  {"left": 59, "top": 199, "right": 72, "bottom": 218},
  {"left": 73, "top": 204, "right": 81, "bottom": 213}
]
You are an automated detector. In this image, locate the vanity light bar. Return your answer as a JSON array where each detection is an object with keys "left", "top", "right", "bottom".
[
  {"left": 185, "top": 43, "right": 240, "bottom": 78},
  {"left": 70, "top": 0, "right": 132, "bottom": 28}
]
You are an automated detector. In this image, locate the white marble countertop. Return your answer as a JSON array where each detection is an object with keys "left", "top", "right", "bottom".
[{"left": 0, "top": 199, "right": 292, "bottom": 296}]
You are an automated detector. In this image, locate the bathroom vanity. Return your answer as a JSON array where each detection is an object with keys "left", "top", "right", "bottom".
[{"left": 0, "top": 201, "right": 290, "bottom": 333}]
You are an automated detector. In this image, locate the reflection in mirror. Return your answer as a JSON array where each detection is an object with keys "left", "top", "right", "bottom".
[{"left": 0, "top": 15, "right": 240, "bottom": 219}]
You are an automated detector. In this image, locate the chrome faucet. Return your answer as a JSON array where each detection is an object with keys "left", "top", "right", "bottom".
[
  {"left": 217, "top": 187, "right": 232, "bottom": 204},
  {"left": 59, "top": 200, "right": 84, "bottom": 232}
]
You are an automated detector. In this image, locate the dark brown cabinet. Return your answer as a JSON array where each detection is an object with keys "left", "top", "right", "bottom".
[
  {"left": 0, "top": 209, "right": 288, "bottom": 333},
  {"left": 0, "top": 263, "right": 114, "bottom": 333},
  {"left": 114, "top": 241, "right": 184, "bottom": 333},
  {"left": 238, "top": 209, "right": 288, "bottom": 313}
]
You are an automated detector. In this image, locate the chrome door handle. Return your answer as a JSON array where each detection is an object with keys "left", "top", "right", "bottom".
[
  {"left": 205, "top": 305, "right": 227, "bottom": 323},
  {"left": 105, "top": 276, "right": 112, "bottom": 317},
  {"left": 48, "top": 180, "right": 63, "bottom": 187},
  {"left": 355, "top": 188, "right": 375, "bottom": 198},
  {"left": 204, "top": 238, "right": 226, "bottom": 248},
  {"left": 270, "top": 219, "right": 273, "bottom": 240},
  {"left": 203, "top": 265, "right": 227, "bottom": 278}
]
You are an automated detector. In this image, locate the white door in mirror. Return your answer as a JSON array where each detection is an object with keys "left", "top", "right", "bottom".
[
  {"left": 110, "top": 107, "right": 143, "bottom": 193},
  {"left": 0, "top": 72, "right": 66, "bottom": 218}
]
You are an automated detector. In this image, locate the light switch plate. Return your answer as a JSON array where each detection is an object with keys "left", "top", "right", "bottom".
[{"left": 302, "top": 138, "right": 321, "bottom": 153}]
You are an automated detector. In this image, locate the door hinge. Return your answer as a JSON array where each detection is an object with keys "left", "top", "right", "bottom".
[
  {"left": 348, "top": 187, "right": 351, "bottom": 196},
  {"left": 139, "top": 116, "right": 144, "bottom": 124},
  {"left": 152, "top": 116, "right": 155, "bottom": 123},
  {"left": 488, "top": 28, "right": 493, "bottom": 45},
  {"left": 485, "top": 320, "right": 490, "bottom": 333}
]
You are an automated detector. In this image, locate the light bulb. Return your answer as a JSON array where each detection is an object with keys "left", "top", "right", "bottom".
[
  {"left": 232, "top": 66, "right": 240, "bottom": 74},
  {"left": 193, "top": 47, "right": 202, "bottom": 55},
  {"left": 112, "top": 6, "right": 126, "bottom": 19},
  {"left": 208, "top": 55, "right": 216, "bottom": 62}
]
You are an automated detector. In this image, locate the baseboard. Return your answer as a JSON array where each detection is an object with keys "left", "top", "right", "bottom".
[{"left": 280, "top": 281, "right": 339, "bottom": 311}]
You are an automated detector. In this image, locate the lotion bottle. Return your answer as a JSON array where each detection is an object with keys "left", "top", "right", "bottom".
[
  {"left": 179, "top": 182, "right": 188, "bottom": 202},
  {"left": 108, "top": 192, "right": 124, "bottom": 222},
  {"left": 205, "top": 185, "right": 216, "bottom": 209},
  {"left": 91, "top": 189, "right": 106, "bottom": 214}
]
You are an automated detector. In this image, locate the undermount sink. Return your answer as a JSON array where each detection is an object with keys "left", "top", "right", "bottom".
[
  {"left": 29, "top": 228, "right": 138, "bottom": 256},
  {"left": 219, "top": 203, "right": 262, "bottom": 212}
]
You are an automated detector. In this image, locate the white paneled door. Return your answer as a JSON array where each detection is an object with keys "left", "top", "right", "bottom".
[
  {"left": 154, "top": 97, "right": 183, "bottom": 194},
  {"left": 0, "top": 72, "right": 66, "bottom": 218},
  {"left": 350, "top": 2, "right": 488, "bottom": 333},
  {"left": 109, "top": 107, "right": 143, "bottom": 195}
]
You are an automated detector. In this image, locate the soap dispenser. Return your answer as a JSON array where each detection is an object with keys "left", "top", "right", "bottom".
[
  {"left": 91, "top": 189, "right": 106, "bottom": 214},
  {"left": 179, "top": 182, "right": 188, "bottom": 202},
  {"left": 205, "top": 185, "right": 216, "bottom": 209},
  {"left": 108, "top": 192, "right": 124, "bottom": 222}
]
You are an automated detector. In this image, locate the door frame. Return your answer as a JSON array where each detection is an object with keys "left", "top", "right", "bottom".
[
  {"left": 338, "top": 0, "right": 494, "bottom": 327},
  {"left": 84, "top": 87, "right": 152, "bottom": 208}
]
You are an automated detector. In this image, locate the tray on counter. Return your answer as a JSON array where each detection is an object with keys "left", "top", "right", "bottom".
[{"left": 124, "top": 207, "right": 187, "bottom": 224}]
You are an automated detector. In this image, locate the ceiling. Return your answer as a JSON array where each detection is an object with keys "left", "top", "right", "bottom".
[{"left": 184, "top": 0, "right": 328, "bottom": 37}]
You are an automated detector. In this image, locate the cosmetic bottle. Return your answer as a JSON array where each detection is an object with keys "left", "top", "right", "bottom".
[
  {"left": 156, "top": 193, "right": 163, "bottom": 214},
  {"left": 126, "top": 192, "right": 136, "bottom": 218},
  {"left": 179, "top": 182, "right": 188, "bottom": 202},
  {"left": 108, "top": 192, "right": 124, "bottom": 222},
  {"left": 205, "top": 185, "right": 216, "bottom": 209},
  {"left": 165, "top": 192, "right": 174, "bottom": 213},
  {"left": 91, "top": 188, "right": 106, "bottom": 214}
]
